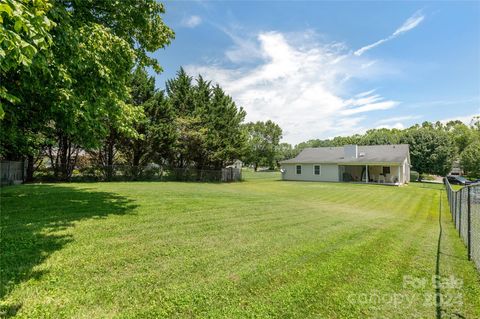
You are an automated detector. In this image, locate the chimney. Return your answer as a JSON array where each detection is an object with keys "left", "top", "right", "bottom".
[{"left": 344, "top": 144, "right": 358, "bottom": 159}]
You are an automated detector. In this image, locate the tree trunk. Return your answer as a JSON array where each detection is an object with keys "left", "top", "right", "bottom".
[
  {"left": 132, "top": 153, "right": 141, "bottom": 167},
  {"left": 106, "top": 138, "right": 114, "bottom": 181},
  {"left": 53, "top": 134, "right": 77, "bottom": 181},
  {"left": 132, "top": 144, "right": 142, "bottom": 179},
  {"left": 59, "top": 135, "right": 69, "bottom": 181},
  {"left": 26, "top": 155, "right": 34, "bottom": 182}
]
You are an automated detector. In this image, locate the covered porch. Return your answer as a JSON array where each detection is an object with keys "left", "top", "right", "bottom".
[{"left": 339, "top": 164, "right": 403, "bottom": 185}]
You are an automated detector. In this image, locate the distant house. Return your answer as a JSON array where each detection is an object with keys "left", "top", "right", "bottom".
[
  {"left": 280, "top": 144, "right": 410, "bottom": 185},
  {"left": 449, "top": 160, "right": 463, "bottom": 176},
  {"left": 226, "top": 160, "right": 243, "bottom": 169}
]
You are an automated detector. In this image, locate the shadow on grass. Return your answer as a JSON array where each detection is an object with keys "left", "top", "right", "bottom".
[{"left": 0, "top": 184, "right": 137, "bottom": 317}]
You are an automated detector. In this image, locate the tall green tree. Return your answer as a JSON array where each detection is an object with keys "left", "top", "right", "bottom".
[
  {"left": 460, "top": 141, "right": 480, "bottom": 178},
  {"left": 118, "top": 68, "right": 176, "bottom": 170},
  {"left": 165, "top": 68, "right": 199, "bottom": 168},
  {"left": 164, "top": 69, "right": 246, "bottom": 170},
  {"left": 44, "top": 24, "right": 139, "bottom": 180},
  {"left": 0, "top": 1, "right": 174, "bottom": 180},
  {"left": 401, "top": 127, "right": 455, "bottom": 177},
  {"left": 275, "top": 142, "right": 295, "bottom": 164},
  {"left": 444, "top": 120, "right": 475, "bottom": 154},
  {"left": 360, "top": 128, "right": 402, "bottom": 145},
  {"left": 0, "top": 0, "right": 55, "bottom": 118},
  {"left": 294, "top": 139, "right": 334, "bottom": 154},
  {"left": 200, "top": 84, "right": 246, "bottom": 169},
  {"left": 144, "top": 91, "right": 177, "bottom": 166},
  {"left": 244, "top": 120, "right": 282, "bottom": 170}
]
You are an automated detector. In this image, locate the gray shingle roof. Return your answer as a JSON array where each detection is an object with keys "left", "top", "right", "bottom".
[{"left": 280, "top": 144, "right": 409, "bottom": 164}]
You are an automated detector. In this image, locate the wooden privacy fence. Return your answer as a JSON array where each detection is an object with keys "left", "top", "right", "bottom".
[
  {"left": 0, "top": 161, "right": 26, "bottom": 186},
  {"left": 221, "top": 167, "right": 242, "bottom": 182}
]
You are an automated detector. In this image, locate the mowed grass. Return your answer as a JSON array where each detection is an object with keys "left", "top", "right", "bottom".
[{"left": 1, "top": 171, "right": 479, "bottom": 318}]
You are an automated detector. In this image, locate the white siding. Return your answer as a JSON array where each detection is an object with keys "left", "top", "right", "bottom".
[
  {"left": 403, "top": 159, "right": 410, "bottom": 183},
  {"left": 281, "top": 163, "right": 339, "bottom": 182}
]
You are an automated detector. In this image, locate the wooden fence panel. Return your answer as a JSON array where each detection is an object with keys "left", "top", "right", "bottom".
[
  {"left": 1, "top": 161, "right": 25, "bottom": 186},
  {"left": 221, "top": 168, "right": 241, "bottom": 182}
]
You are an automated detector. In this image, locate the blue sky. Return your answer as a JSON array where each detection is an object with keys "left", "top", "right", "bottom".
[{"left": 153, "top": 1, "right": 480, "bottom": 144}]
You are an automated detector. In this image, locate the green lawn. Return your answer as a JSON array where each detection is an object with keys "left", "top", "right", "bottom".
[{"left": 1, "top": 171, "right": 479, "bottom": 318}]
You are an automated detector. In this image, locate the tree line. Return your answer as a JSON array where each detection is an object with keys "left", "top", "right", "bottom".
[
  {"left": 277, "top": 119, "right": 480, "bottom": 178},
  {"left": 0, "top": 1, "right": 284, "bottom": 181}
]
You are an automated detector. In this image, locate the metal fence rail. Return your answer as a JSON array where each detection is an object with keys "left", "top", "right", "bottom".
[{"left": 445, "top": 178, "right": 480, "bottom": 272}]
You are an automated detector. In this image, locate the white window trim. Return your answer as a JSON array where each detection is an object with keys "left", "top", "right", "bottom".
[
  {"left": 313, "top": 164, "right": 321, "bottom": 175},
  {"left": 296, "top": 165, "right": 302, "bottom": 175}
]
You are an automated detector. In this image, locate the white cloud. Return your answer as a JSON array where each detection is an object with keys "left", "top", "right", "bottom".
[
  {"left": 185, "top": 30, "right": 400, "bottom": 144},
  {"left": 341, "top": 100, "right": 400, "bottom": 116},
  {"left": 376, "top": 115, "right": 421, "bottom": 124},
  {"left": 355, "top": 89, "right": 377, "bottom": 98},
  {"left": 181, "top": 15, "right": 202, "bottom": 28},
  {"left": 354, "top": 39, "right": 389, "bottom": 57},
  {"left": 376, "top": 122, "right": 405, "bottom": 130},
  {"left": 406, "top": 97, "right": 480, "bottom": 108},
  {"left": 393, "top": 12, "right": 425, "bottom": 36},
  {"left": 354, "top": 11, "right": 424, "bottom": 56},
  {"left": 439, "top": 114, "right": 480, "bottom": 125}
]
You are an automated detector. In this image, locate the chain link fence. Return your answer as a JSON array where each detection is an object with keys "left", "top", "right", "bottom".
[
  {"left": 34, "top": 165, "right": 242, "bottom": 183},
  {"left": 445, "top": 178, "right": 480, "bottom": 272}
]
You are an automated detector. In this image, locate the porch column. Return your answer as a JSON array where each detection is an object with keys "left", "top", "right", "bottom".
[
  {"left": 397, "top": 165, "right": 401, "bottom": 184},
  {"left": 365, "top": 165, "right": 368, "bottom": 183}
]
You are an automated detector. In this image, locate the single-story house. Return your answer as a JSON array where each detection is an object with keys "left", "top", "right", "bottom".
[{"left": 280, "top": 144, "right": 410, "bottom": 185}]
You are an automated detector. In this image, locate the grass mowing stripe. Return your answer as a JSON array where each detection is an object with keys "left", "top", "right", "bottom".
[{"left": 1, "top": 173, "right": 479, "bottom": 318}]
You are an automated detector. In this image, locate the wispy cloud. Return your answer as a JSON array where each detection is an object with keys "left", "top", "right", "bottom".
[
  {"left": 376, "top": 115, "right": 421, "bottom": 124},
  {"left": 181, "top": 15, "right": 202, "bottom": 28},
  {"left": 406, "top": 96, "right": 480, "bottom": 108},
  {"left": 393, "top": 12, "right": 425, "bottom": 36},
  {"left": 376, "top": 122, "right": 405, "bottom": 130},
  {"left": 341, "top": 100, "right": 400, "bottom": 116},
  {"left": 186, "top": 30, "right": 399, "bottom": 144},
  {"left": 374, "top": 115, "right": 423, "bottom": 130},
  {"left": 354, "top": 10, "right": 424, "bottom": 56},
  {"left": 355, "top": 89, "right": 377, "bottom": 98},
  {"left": 439, "top": 114, "right": 480, "bottom": 125}
]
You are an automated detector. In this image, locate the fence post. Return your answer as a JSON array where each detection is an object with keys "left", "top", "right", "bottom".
[
  {"left": 450, "top": 188, "right": 453, "bottom": 219},
  {"left": 467, "top": 187, "right": 472, "bottom": 260},
  {"left": 451, "top": 188, "right": 454, "bottom": 219},
  {"left": 458, "top": 189, "right": 462, "bottom": 237},
  {"left": 448, "top": 186, "right": 452, "bottom": 219},
  {"left": 453, "top": 191, "right": 456, "bottom": 225},
  {"left": 7, "top": 161, "right": 11, "bottom": 185}
]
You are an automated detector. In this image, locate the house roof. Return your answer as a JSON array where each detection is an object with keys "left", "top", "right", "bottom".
[{"left": 280, "top": 144, "right": 410, "bottom": 165}]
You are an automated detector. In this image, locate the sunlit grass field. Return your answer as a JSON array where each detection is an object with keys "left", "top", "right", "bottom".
[{"left": 1, "top": 171, "right": 479, "bottom": 318}]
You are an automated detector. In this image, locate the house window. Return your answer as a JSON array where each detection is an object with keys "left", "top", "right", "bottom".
[
  {"left": 383, "top": 166, "right": 391, "bottom": 175},
  {"left": 296, "top": 165, "right": 302, "bottom": 174},
  {"left": 314, "top": 165, "right": 321, "bottom": 175}
]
